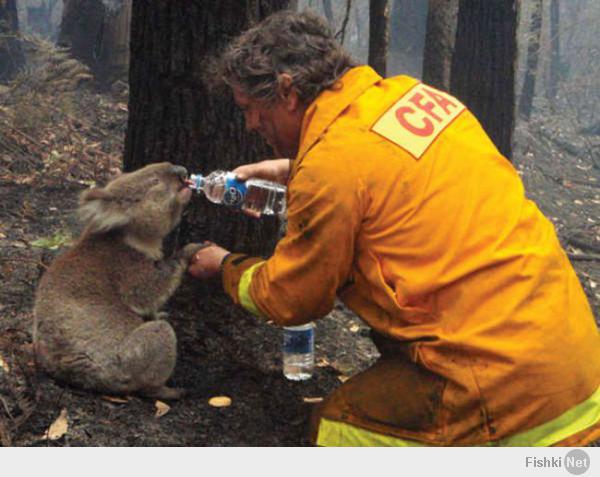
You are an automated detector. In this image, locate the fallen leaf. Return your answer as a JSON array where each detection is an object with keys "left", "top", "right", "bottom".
[
  {"left": 208, "top": 396, "right": 232, "bottom": 408},
  {"left": 0, "top": 354, "right": 9, "bottom": 372},
  {"left": 42, "top": 408, "right": 68, "bottom": 441},
  {"left": 574, "top": 199, "right": 584, "bottom": 205},
  {"left": 101, "top": 395, "right": 129, "bottom": 404},
  {"left": 155, "top": 400, "right": 170, "bottom": 418},
  {"left": 338, "top": 375, "right": 350, "bottom": 383},
  {"left": 316, "top": 358, "right": 330, "bottom": 368},
  {"left": 349, "top": 324, "right": 360, "bottom": 333},
  {"left": 302, "top": 397, "right": 323, "bottom": 404}
]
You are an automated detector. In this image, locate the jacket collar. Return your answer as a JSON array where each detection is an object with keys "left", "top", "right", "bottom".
[{"left": 294, "top": 65, "right": 382, "bottom": 165}]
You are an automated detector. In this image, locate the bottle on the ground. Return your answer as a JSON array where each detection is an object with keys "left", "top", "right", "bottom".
[
  {"left": 188, "top": 170, "right": 286, "bottom": 217},
  {"left": 282, "top": 323, "right": 315, "bottom": 381}
]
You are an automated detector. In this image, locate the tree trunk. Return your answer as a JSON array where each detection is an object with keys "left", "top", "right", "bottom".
[
  {"left": 124, "top": 1, "right": 289, "bottom": 260},
  {"left": 368, "top": 0, "right": 389, "bottom": 77},
  {"left": 26, "top": 0, "right": 58, "bottom": 39},
  {"left": 322, "top": 0, "right": 334, "bottom": 25},
  {"left": 450, "top": 0, "right": 517, "bottom": 160},
  {"left": 95, "top": 0, "right": 131, "bottom": 85},
  {"left": 518, "top": 0, "right": 543, "bottom": 121},
  {"left": 547, "top": 0, "right": 560, "bottom": 101},
  {"left": 58, "top": 0, "right": 105, "bottom": 71},
  {"left": 0, "top": 0, "right": 24, "bottom": 82},
  {"left": 58, "top": 0, "right": 131, "bottom": 87},
  {"left": 422, "top": 0, "right": 458, "bottom": 91},
  {"left": 388, "top": 0, "right": 428, "bottom": 78}
]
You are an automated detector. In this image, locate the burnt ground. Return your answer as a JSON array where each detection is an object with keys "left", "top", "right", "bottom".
[
  {"left": 0, "top": 178, "right": 378, "bottom": 446},
  {"left": 0, "top": 80, "right": 599, "bottom": 446}
]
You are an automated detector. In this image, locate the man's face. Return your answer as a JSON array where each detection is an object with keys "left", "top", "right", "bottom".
[{"left": 232, "top": 85, "right": 304, "bottom": 158}]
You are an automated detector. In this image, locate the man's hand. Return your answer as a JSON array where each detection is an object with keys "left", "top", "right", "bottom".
[
  {"left": 187, "top": 242, "right": 230, "bottom": 279},
  {"left": 233, "top": 158, "right": 291, "bottom": 185}
]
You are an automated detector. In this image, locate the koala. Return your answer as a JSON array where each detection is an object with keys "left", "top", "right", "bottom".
[{"left": 33, "top": 162, "right": 203, "bottom": 400}]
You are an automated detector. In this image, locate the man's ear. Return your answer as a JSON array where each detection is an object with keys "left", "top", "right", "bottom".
[{"left": 277, "top": 73, "right": 299, "bottom": 112}]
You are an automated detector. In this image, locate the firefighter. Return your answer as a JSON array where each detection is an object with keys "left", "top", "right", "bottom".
[{"left": 188, "top": 10, "right": 600, "bottom": 446}]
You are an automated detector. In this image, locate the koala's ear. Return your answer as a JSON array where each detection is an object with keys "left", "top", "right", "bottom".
[{"left": 78, "top": 188, "right": 130, "bottom": 233}]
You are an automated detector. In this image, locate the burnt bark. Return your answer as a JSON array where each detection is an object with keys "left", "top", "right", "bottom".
[
  {"left": 422, "top": 0, "right": 458, "bottom": 91},
  {"left": 124, "top": 1, "right": 290, "bottom": 259},
  {"left": 518, "top": 0, "right": 543, "bottom": 121},
  {"left": 0, "top": 0, "right": 24, "bottom": 82},
  {"left": 58, "top": 0, "right": 131, "bottom": 86},
  {"left": 368, "top": 0, "right": 389, "bottom": 77},
  {"left": 450, "top": 0, "right": 517, "bottom": 159},
  {"left": 58, "top": 0, "right": 105, "bottom": 71},
  {"left": 95, "top": 0, "right": 131, "bottom": 85}
]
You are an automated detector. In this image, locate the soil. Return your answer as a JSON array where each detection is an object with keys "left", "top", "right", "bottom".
[{"left": 0, "top": 82, "right": 598, "bottom": 446}]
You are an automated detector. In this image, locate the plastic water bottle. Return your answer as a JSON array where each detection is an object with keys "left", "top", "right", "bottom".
[
  {"left": 282, "top": 323, "right": 315, "bottom": 381},
  {"left": 188, "top": 170, "right": 286, "bottom": 216}
]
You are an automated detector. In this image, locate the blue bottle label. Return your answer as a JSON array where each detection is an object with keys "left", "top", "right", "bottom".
[
  {"left": 223, "top": 176, "right": 248, "bottom": 208},
  {"left": 283, "top": 326, "right": 314, "bottom": 354}
]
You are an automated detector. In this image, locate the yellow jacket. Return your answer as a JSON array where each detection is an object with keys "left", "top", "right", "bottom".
[{"left": 222, "top": 66, "right": 600, "bottom": 445}]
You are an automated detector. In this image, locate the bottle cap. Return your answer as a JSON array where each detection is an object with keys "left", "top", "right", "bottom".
[{"left": 188, "top": 174, "right": 205, "bottom": 191}]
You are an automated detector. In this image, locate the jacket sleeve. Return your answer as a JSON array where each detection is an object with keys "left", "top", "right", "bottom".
[{"left": 222, "top": 159, "right": 365, "bottom": 326}]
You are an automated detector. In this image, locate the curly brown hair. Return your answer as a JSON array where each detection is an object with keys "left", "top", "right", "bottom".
[{"left": 210, "top": 10, "right": 357, "bottom": 105}]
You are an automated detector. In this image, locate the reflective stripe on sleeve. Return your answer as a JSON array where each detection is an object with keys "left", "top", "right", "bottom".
[
  {"left": 238, "top": 261, "right": 265, "bottom": 317},
  {"left": 317, "top": 383, "right": 600, "bottom": 447}
]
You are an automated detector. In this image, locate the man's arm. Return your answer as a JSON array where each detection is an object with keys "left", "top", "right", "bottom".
[{"left": 216, "top": 163, "right": 364, "bottom": 326}]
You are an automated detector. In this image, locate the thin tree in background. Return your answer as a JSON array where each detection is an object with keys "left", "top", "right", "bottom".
[
  {"left": 0, "top": 0, "right": 24, "bottom": 82},
  {"left": 519, "top": 0, "right": 543, "bottom": 121},
  {"left": 322, "top": 0, "right": 334, "bottom": 25},
  {"left": 450, "top": 0, "right": 517, "bottom": 159},
  {"left": 422, "top": 0, "right": 458, "bottom": 91},
  {"left": 388, "top": 0, "right": 428, "bottom": 77},
  {"left": 368, "top": 0, "right": 389, "bottom": 77},
  {"left": 547, "top": 0, "right": 560, "bottom": 101}
]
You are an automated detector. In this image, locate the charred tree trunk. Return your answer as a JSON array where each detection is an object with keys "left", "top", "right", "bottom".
[
  {"left": 547, "top": 0, "right": 560, "bottom": 101},
  {"left": 518, "top": 0, "right": 543, "bottom": 121},
  {"left": 450, "top": 0, "right": 517, "bottom": 159},
  {"left": 58, "top": 0, "right": 131, "bottom": 87},
  {"left": 124, "top": 1, "right": 289, "bottom": 260},
  {"left": 368, "top": 0, "right": 389, "bottom": 77},
  {"left": 95, "top": 0, "right": 131, "bottom": 85},
  {"left": 422, "top": 0, "right": 458, "bottom": 91},
  {"left": 0, "top": 0, "right": 24, "bottom": 82},
  {"left": 58, "top": 0, "right": 105, "bottom": 71}
]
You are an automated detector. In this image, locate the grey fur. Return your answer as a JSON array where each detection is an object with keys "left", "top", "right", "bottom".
[{"left": 33, "top": 162, "right": 203, "bottom": 400}]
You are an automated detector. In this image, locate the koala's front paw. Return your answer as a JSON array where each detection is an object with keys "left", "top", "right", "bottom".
[{"left": 180, "top": 242, "right": 208, "bottom": 262}]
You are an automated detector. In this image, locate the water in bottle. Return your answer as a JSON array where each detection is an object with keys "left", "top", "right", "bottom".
[
  {"left": 188, "top": 170, "right": 286, "bottom": 216},
  {"left": 282, "top": 323, "right": 315, "bottom": 381}
]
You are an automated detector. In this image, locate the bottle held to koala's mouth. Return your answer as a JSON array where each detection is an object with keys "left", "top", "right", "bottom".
[{"left": 188, "top": 171, "right": 286, "bottom": 217}]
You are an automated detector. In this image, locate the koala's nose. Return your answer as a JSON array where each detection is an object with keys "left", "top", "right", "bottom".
[{"left": 171, "top": 165, "right": 188, "bottom": 181}]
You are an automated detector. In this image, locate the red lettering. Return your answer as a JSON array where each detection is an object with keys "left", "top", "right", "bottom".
[
  {"left": 409, "top": 92, "right": 442, "bottom": 122},
  {"left": 395, "top": 106, "right": 434, "bottom": 136},
  {"left": 422, "top": 87, "right": 458, "bottom": 115}
]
